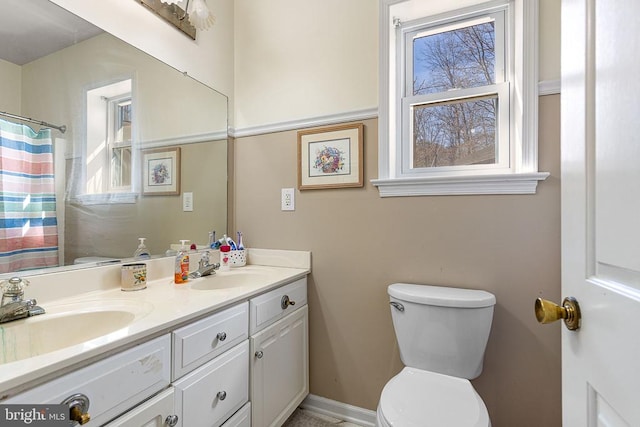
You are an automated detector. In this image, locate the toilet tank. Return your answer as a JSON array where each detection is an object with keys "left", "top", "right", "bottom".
[{"left": 388, "top": 283, "right": 496, "bottom": 380}]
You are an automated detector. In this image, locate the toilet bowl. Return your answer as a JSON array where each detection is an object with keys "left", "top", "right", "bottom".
[
  {"left": 376, "top": 283, "right": 495, "bottom": 427},
  {"left": 376, "top": 368, "right": 490, "bottom": 427}
]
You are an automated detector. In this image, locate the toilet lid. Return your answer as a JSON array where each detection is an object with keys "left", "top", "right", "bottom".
[{"left": 379, "top": 368, "right": 490, "bottom": 427}]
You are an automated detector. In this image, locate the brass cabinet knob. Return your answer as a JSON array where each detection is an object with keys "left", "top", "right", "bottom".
[
  {"left": 62, "top": 393, "right": 91, "bottom": 425},
  {"left": 535, "top": 297, "right": 581, "bottom": 331},
  {"left": 281, "top": 295, "right": 296, "bottom": 309},
  {"left": 70, "top": 407, "right": 91, "bottom": 425}
]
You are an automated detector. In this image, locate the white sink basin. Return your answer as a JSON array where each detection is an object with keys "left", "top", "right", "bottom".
[
  {"left": 0, "top": 300, "right": 152, "bottom": 364},
  {"left": 190, "top": 269, "right": 277, "bottom": 291}
]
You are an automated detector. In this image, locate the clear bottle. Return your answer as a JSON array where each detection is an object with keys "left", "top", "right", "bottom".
[
  {"left": 174, "top": 240, "right": 190, "bottom": 284},
  {"left": 133, "top": 237, "right": 151, "bottom": 259}
]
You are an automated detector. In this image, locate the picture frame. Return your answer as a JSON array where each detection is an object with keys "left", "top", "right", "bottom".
[
  {"left": 297, "top": 123, "right": 364, "bottom": 190},
  {"left": 142, "top": 147, "right": 181, "bottom": 195}
]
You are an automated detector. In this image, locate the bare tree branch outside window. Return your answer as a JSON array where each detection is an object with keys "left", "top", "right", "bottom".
[{"left": 412, "top": 22, "right": 497, "bottom": 168}]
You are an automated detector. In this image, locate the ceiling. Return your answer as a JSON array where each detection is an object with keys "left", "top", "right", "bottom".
[{"left": 0, "top": 0, "right": 103, "bottom": 65}]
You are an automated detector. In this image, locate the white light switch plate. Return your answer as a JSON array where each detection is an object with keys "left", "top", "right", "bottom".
[
  {"left": 183, "top": 192, "right": 193, "bottom": 211},
  {"left": 281, "top": 188, "right": 295, "bottom": 211}
]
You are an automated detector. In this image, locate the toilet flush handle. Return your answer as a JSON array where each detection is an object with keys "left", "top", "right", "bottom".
[{"left": 390, "top": 301, "right": 404, "bottom": 312}]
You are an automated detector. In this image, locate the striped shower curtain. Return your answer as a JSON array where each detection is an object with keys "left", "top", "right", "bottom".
[{"left": 0, "top": 118, "right": 59, "bottom": 272}]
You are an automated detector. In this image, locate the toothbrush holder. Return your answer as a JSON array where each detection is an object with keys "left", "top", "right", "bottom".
[{"left": 228, "top": 249, "right": 247, "bottom": 267}]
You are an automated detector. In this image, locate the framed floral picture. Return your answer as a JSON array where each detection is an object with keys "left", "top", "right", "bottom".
[
  {"left": 142, "top": 147, "right": 181, "bottom": 195},
  {"left": 297, "top": 123, "right": 364, "bottom": 190}
]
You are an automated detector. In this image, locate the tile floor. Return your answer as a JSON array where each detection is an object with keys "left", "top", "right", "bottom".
[{"left": 282, "top": 408, "right": 364, "bottom": 427}]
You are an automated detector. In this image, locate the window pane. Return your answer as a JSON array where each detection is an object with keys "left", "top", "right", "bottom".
[
  {"left": 413, "top": 21, "right": 495, "bottom": 95},
  {"left": 412, "top": 96, "right": 497, "bottom": 168},
  {"left": 116, "top": 101, "right": 132, "bottom": 143},
  {"left": 111, "top": 147, "right": 132, "bottom": 188}
]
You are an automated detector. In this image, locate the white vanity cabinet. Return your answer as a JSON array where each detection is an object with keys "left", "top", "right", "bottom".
[
  {"left": 5, "top": 335, "right": 172, "bottom": 426},
  {"left": 4, "top": 269, "right": 309, "bottom": 427},
  {"left": 250, "top": 278, "right": 309, "bottom": 427}
]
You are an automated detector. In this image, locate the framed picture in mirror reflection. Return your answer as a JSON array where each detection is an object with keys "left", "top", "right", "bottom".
[{"left": 142, "top": 147, "right": 181, "bottom": 195}]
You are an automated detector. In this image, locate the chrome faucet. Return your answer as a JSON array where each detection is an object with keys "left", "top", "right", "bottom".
[
  {"left": 0, "top": 277, "right": 45, "bottom": 324},
  {"left": 189, "top": 251, "right": 220, "bottom": 278}
]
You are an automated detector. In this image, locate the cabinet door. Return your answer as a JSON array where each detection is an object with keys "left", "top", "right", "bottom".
[
  {"left": 104, "top": 388, "right": 177, "bottom": 427},
  {"left": 250, "top": 305, "right": 308, "bottom": 427}
]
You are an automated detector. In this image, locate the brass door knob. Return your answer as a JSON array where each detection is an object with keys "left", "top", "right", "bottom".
[{"left": 535, "top": 297, "right": 581, "bottom": 330}]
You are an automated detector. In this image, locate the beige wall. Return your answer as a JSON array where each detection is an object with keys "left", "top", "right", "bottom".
[
  {"left": 233, "top": 0, "right": 378, "bottom": 130},
  {"left": 232, "top": 2, "right": 562, "bottom": 424},
  {"left": 41, "top": 1, "right": 563, "bottom": 425},
  {"left": 0, "top": 59, "right": 21, "bottom": 113},
  {"left": 233, "top": 0, "right": 560, "bottom": 131},
  {"left": 50, "top": 0, "right": 234, "bottom": 99},
  {"left": 234, "top": 95, "right": 561, "bottom": 426}
]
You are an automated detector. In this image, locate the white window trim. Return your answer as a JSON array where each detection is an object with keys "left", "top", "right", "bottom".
[{"left": 373, "top": 0, "right": 549, "bottom": 197}]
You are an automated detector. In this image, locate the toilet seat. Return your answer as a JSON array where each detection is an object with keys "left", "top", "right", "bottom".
[{"left": 377, "top": 367, "right": 490, "bottom": 427}]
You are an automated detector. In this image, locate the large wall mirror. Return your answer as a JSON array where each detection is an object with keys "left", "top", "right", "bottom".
[{"left": 0, "top": 0, "right": 228, "bottom": 275}]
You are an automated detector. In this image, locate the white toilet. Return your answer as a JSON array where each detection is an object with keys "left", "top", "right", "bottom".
[{"left": 376, "top": 283, "right": 496, "bottom": 427}]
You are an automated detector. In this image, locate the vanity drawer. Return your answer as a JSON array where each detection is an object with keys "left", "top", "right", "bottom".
[
  {"left": 222, "top": 402, "right": 251, "bottom": 427},
  {"left": 172, "top": 302, "right": 248, "bottom": 379},
  {"left": 250, "top": 277, "right": 307, "bottom": 334},
  {"left": 104, "top": 387, "right": 176, "bottom": 427},
  {"left": 6, "top": 335, "right": 171, "bottom": 426},
  {"left": 173, "top": 340, "right": 249, "bottom": 427}
]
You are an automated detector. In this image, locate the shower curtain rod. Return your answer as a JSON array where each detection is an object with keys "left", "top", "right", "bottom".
[{"left": 0, "top": 111, "right": 66, "bottom": 134}]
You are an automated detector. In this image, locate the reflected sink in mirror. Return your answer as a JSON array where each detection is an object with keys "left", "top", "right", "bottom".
[{"left": 0, "top": 300, "right": 153, "bottom": 364}]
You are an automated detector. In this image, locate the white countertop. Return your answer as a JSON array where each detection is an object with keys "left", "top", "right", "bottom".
[{"left": 0, "top": 249, "right": 310, "bottom": 399}]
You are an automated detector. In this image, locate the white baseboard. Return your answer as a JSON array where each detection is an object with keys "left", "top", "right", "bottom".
[{"left": 300, "top": 394, "right": 377, "bottom": 427}]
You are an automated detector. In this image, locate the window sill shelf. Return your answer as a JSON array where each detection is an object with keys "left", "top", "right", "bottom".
[
  {"left": 371, "top": 172, "right": 550, "bottom": 197},
  {"left": 70, "top": 193, "right": 138, "bottom": 205}
]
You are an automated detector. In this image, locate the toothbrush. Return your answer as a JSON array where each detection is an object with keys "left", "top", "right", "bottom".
[{"left": 237, "top": 232, "right": 245, "bottom": 250}]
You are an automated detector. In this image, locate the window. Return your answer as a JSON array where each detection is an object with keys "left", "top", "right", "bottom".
[
  {"left": 79, "top": 78, "right": 137, "bottom": 204},
  {"left": 373, "top": 0, "right": 548, "bottom": 196}
]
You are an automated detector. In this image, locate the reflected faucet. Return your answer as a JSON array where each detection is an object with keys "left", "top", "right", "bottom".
[{"left": 0, "top": 277, "right": 45, "bottom": 324}]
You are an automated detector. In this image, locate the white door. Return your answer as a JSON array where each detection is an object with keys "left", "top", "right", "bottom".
[{"left": 560, "top": 0, "right": 640, "bottom": 425}]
